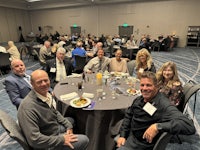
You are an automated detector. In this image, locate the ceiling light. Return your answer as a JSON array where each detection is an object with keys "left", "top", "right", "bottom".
[{"left": 26, "top": 0, "right": 42, "bottom": 2}]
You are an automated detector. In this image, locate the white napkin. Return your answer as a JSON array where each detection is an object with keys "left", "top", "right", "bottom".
[
  {"left": 67, "top": 73, "right": 82, "bottom": 78},
  {"left": 60, "top": 92, "right": 78, "bottom": 101},
  {"left": 82, "top": 92, "right": 94, "bottom": 99}
]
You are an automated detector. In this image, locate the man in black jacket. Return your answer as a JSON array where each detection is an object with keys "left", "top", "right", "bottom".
[
  {"left": 45, "top": 47, "right": 73, "bottom": 88},
  {"left": 117, "top": 71, "right": 195, "bottom": 150}
]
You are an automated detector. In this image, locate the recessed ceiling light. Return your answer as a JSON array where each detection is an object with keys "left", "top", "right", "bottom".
[{"left": 26, "top": 0, "right": 42, "bottom": 2}]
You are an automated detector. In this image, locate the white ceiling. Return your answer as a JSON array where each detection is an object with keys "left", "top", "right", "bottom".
[{"left": 0, "top": 0, "right": 169, "bottom": 10}]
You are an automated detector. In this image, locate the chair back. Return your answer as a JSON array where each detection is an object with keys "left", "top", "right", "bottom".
[
  {"left": 121, "top": 46, "right": 131, "bottom": 59},
  {"left": 74, "top": 55, "right": 86, "bottom": 73},
  {"left": 0, "top": 52, "right": 10, "bottom": 67},
  {"left": 26, "top": 45, "right": 36, "bottom": 61},
  {"left": 152, "top": 41, "right": 161, "bottom": 52},
  {"left": 33, "top": 50, "right": 46, "bottom": 69},
  {"left": 153, "top": 132, "right": 172, "bottom": 150},
  {"left": 19, "top": 45, "right": 27, "bottom": 60},
  {"left": 0, "top": 109, "right": 31, "bottom": 150}
]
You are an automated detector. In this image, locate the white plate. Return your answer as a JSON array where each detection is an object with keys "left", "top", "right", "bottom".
[
  {"left": 70, "top": 97, "right": 91, "bottom": 108},
  {"left": 126, "top": 89, "right": 140, "bottom": 95}
]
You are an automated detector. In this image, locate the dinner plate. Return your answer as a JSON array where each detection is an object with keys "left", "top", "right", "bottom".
[
  {"left": 70, "top": 97, "right": 91, "bottom": 108},
  {"left": 126, "top": 88, "right": 140, "bottom": 95}
]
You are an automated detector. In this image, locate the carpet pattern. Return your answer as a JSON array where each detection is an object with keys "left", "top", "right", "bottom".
[{"left": 0, "top": 47, "right": 200, "bottom": 150}]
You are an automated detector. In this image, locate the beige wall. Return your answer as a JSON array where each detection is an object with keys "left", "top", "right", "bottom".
[
  {"left": 0, "top": 7, "right": 31, "bottom": 43},
  {"left": 1, "top": 0, "right": 200, "bottom": 47},
  {"left": 29, "top": 0, "right": 200, "bottom": 47}
]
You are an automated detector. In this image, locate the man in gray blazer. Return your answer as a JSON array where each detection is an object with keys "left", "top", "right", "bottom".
[{"left": 4, "top": 59, "right": 32, "bottom": 109}]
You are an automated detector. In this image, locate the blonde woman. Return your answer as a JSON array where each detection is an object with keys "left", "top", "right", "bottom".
[
  {"left": 156, "top": 61, "right": 184, "bottom": 108},
  {"left": 134, "top": 48, "right": 156, "bottom": 78},
  {"left": 7, "top": 41, "right": 20, "bottom": 61}
]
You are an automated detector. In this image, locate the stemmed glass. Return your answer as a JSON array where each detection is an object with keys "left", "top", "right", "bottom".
[
  {"left": 111, "top": 88, "right": 117, "bottom": 99},
  {"left": 96, "top": 88, "right": 103, "bottom": 101}
]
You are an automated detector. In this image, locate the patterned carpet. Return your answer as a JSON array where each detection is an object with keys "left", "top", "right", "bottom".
[{"left": 0, "top": 47, "right": 200, "bottom": 150}]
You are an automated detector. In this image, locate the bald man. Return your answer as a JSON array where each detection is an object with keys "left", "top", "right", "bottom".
[
  {"left": 4, "top": 59, "right": 32, "bottom": 109},
  {"left": 39, "top": 40, "right": 53, "bottom": 64},
  {"left": 18, "top": 70, "right": 89, "bottom": 150}
]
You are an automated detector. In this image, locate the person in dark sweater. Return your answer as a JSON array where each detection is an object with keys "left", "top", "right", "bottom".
[
  {"left": 17, "top": 70, "right": 89, "bottom": 150},
  {"left": 117, "top": 71, "right": 195, "bottom": 150}
]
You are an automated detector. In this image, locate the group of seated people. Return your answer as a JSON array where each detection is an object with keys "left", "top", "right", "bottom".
[
  {"left": 0, "top": 41, "right": 20, "bottom": 61},
  {"left": 34, "top": 32, "right": 176, "bottom": 58},
  {"left": 2, "top": 33, "right": 194, "bottom": 150},
  {"left": 4, "top": 60, "right": 195, "bottom": 149}
]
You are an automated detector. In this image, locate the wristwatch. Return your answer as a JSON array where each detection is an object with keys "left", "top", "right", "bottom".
[{"left": 156, "top": 123, "right": 163, "bottom": 131}]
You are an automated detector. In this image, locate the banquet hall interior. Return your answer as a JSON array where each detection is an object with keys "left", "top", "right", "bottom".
[{"left": 0, "top": 0, "right": 200, "bottom": 150}]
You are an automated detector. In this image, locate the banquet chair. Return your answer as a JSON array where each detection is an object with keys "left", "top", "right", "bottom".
[
  {"left": 0, "top": 109, "right": 31, "bottom": 150},
  {"left": 127, "top": 60, "right": 136, "bottom": 76},
  {"left": 121, "top": 46, "right": 131, "bottom": 59},
  {"left": 151, "top": 41, "right": 161, "bottom": 52},
  {"left": 114, "top": 131, "right": 172, "bottom": 150},
  {"left": 0, "top": 52, "right": 11, "bottom": 76},
  {"left": 108, "top": 43, "right": 115, "bottom": 58},
  {"left": 26, "top": 45, "right": 36, "bottom": 61},
  {"left": 19, "top": 45, "right": 27, "bottom": 60},
  {"left": 104, "top": 46, "right": 111, "bottom": 57},
  {"left": 153, "top": 132, "right": 172, "bottom": 150},
  {"left": 73, "top": 55, "right": 87, "bottom": 73},
  {"left": 33, "top": 49, "right": 46, "bottom": 69},
  {"left": 181, "top": 80, "right": 200, "bottom": 112}
]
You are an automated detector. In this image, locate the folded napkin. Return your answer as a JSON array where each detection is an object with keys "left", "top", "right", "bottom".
[
  {"left": 60, "top": 92, "right": 78, "bottom": 101},
  {"left": 115, "top": 87, "right": 124, "bottom": 94},
  {"left": 67, "top": 73, "right": 82, "bottom": 78},
  {"left": 82, "top": 92, "right": 94, "bottom": 99}
]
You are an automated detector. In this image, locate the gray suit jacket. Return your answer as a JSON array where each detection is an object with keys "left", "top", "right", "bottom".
[{"left": 4, "top": 70, "right": 32, "bottom": 109}]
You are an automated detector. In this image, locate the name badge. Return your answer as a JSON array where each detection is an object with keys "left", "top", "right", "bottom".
[
  {"left": 50, "top": 68, "right": 56, "bottom": 73},
  {"left": 139, "top": 68, "right": 144, "bottom": 73},
  {"left": 143, "top": 102, "right": 157, "bottom": 116}
]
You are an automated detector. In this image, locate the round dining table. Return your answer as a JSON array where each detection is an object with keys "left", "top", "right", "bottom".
[{"left": 54, "top": 73, "right": 140, "bottom": 150}]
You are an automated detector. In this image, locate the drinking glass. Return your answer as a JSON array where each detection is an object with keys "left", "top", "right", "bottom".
[{"left": 77, "top": 82, "right": 83, "bottom": 91}]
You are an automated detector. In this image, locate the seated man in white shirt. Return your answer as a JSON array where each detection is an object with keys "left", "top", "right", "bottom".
[
  {"left": 84, "top": 48, "right": 110, "bottom": 73},
  {"left": 45, "top": 47, "right": 73, "bottom": 88}
]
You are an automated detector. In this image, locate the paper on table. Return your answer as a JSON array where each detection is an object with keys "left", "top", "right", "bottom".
[
  {"left": 83, "top": 101, "right": 96, "bottom": 110},
  {"left": 82, "top": 92, "right": 94, "bottom": 99},
  {"left": 67, "top": 73, "right": 82, "bottom": 78},
  {"left": 60, "top": 92, "right": 78, "bottom": 101}
]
